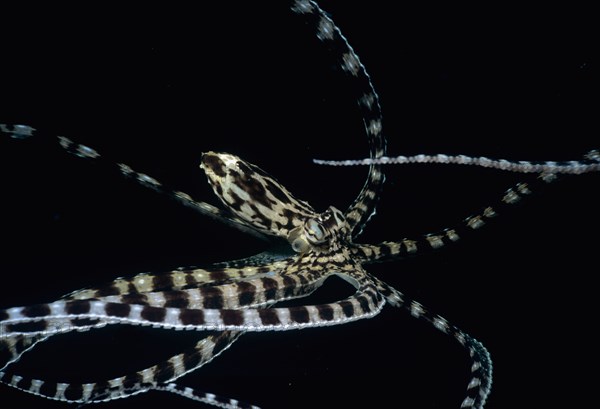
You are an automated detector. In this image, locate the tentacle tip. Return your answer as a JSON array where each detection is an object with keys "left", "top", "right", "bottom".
[
  {"left": 0, "top": 124, "right": 36, "bottom": 139},
  {"left": 585, "top": 149, "right": 599, "bottom": 161}
]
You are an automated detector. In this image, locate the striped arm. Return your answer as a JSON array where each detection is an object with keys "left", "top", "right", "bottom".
[
  {"left": 0, "top": 331, "right": 249, "bottom": 407},
  {"left": 351, "top": 174, "right": 564, "bottom": 263},
  {"left": 0, "top": 260, "right": 291, "bottom": 371},
  {"left": 0, "top": 335, "right": 52, "bottom": 371},
  {"left": 31, "top": 270, "right": 332, "bottom": 336},
  {"left": 373, "top": 277, "right": 492, "bottom": 409},
  {"left": 0, "top": 266, "right": 256, "bottom": 406},
  {"left": 290, "top": 1, "right": 387, "bottom": 238},
  {"left": 0, "top": 270, "right": 383, "bottom": 406},
  {"left": 155, "top": 383, "right": 260, "bottom": 409},
  {"left": 313, "top": 150, "right": 600, "bottom": 175},
  {"left": 66, "top": 261, "right": 293, "bottom": 300},
  {"left": 0, "top": 123, "right": 269, "bottom": 241},
  {"left": 0, "top": 261, "right": 323, "bottom": 370},
  {"left": 1, "top": 275, "right": 384, "bottom": 337},
  {"left": 0, "top": 259, "right": 337, "bottom": 407},
  {"left": 89, "top": 276, "right": 310, "bottom": 310}
]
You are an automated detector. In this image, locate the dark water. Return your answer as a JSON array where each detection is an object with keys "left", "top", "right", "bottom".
[{"left": 0, "top": 2, "right": 597, "bottom": 408}]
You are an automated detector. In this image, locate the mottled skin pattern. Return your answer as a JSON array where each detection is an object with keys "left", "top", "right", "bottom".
[
  {"left": 0, "top": 1, "right": 597, "bottom": 409},
  {"left": 0, "top": 1, "right": 394, "bottom": 407},
  {"left": 0, "top": 150, "right": 490, "bottom": 409}
]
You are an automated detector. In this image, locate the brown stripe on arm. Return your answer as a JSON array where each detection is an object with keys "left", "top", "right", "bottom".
[{"left": 236, "top": 281, "right": 257, "bottom": 306}]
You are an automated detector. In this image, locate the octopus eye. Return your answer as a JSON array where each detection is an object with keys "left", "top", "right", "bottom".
[
  {"left": 291, "top": 236, "right": 311, "bottom": 253},
  {"left": 286, "top": 218, "right": 327, "bottom": 253},
  {"left": 287, "top": 226, "right": 311, "bottom": 253},
  {"left": 305, "top": 218, "right": 326, "bottom": 244}
]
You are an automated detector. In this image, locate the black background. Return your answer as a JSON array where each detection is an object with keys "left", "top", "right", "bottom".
[{"left": 0, "top": 2, "right": 597, "bottom": 408}]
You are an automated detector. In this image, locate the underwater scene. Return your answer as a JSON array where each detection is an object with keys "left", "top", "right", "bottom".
[{"left": 0, "top": 2, "right": 597, "bottom": 408}]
